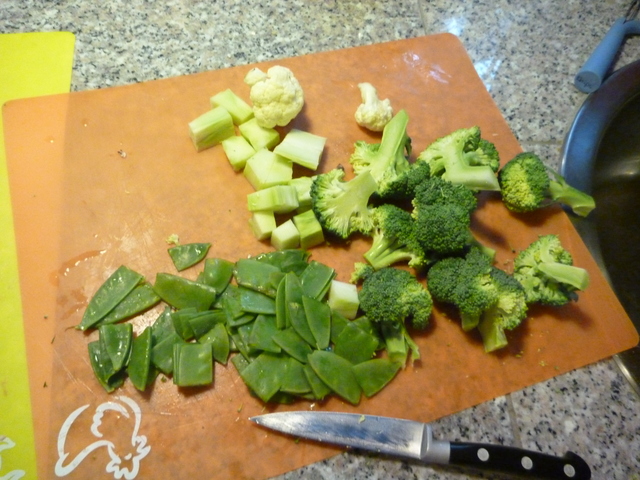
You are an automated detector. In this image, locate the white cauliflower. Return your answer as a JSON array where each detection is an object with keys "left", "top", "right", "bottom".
[
  {"left": 354, "top": 82, "right": 393, "bottom": 132},
  {"left": 244, "top": 65, "right": 304, "bottom": 128}
]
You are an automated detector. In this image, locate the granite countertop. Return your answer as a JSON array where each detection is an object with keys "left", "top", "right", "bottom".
[{"left": 3, "top": 1, "right": 640, "bottom": 478}]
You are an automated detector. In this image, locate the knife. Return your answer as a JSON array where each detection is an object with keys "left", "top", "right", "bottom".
[{"left": 250, "top": 411, "right": 591, "bottom": 479}]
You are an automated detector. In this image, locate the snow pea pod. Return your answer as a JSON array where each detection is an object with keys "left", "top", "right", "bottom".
[
  {"left": 172, "top": 342, "right": 213, "bottom": 387},
  {"left": 302, "top": 295, "right": 331, "bottom": 349},
  {"left": 128, "top": 327, "right": 153, "bottom": 391},
  {"left": 153, "top": 272, "right": 217, "bottom": 311},
  {"left": 198, "top": 322, "right": 230, "bottom": 364},
  {"left": 96, "top": 283, "right": 161, "bottom": 327},
  {"left": 99, "top": 323, "right": 133, "bottom": 372},
  {"left": 307, "top": 350, "right": 361, "bottom": 405},
  {"left": 168, "top": 242, "right": 211, "bottom": 271},
  {"left": 88, "top": 340, "right": 126, "bottom": 392},
  {"left": 353, "top": 358, "right": 402, "bottom": 398},
  {"left": 333, "top": 321, "right": 378, "bottom": 365},
  {"left": 78, "top": 265, "right": 144, "bottom": 331}
]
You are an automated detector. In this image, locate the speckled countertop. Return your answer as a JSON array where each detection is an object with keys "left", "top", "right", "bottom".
[{"left": 2, "top": 1, "right": 640, "bottom": 479}]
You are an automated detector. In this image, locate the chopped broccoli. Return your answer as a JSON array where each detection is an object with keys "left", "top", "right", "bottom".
[
  {"left": 476, "top": 267, "right": 528, "bottom": 352},
  {"left": 498, "top": 152, "right": 595, "bottom": 217},
  {"left": 412, "top": 176, "right": 478, "bottom": 214},
  {"left": 427, "top": 248, "right": 527, "bottom": 352},
  {"left": 427, "top": 247, "right": 497, "bottom": 331},
  {"left": 363, "top": 204, "right": 429, "bottom": 270},
  {"left": 349, "top": 110, "right": 412, "bottom": 197},
  {"left": 464, "top": 138, "right": 500, "bottom": 173},
  {"left": 310, "top": 166, "right": 378, "bottom": 239},
  {"left": 376, "top": 160, "right": 432, "bottom": 203},
  {"left": 356, "top": 266, "right": 432, "bottom": 364},
  {"left": 414, "top": 203, "right": 473, "bottom": 256},
  {"left": 416, "top": 126, "right": 500, "bottom": 192},
  {"left": 513, "top": 234, "right": 590, "bottom": 306}
]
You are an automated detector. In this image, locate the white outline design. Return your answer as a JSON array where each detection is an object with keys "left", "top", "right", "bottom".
[
  {"left": 55, "top": 396, "right": 150, "bottom": 479},
  {"left": 0, "top": 436, "right": 26, "bottom": 480}
]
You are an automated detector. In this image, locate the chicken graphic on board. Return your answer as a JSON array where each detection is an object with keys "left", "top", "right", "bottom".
[{"left": 55, "top": 396, "right": 150, "bottom": 479}]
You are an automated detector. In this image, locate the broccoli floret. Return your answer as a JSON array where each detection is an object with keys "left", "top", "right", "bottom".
[
  {"left": 376, "top": 161, "right": 431, "bottom": 203},
  {"left": 427, "top": 248, "right": 527, "bottom": 352},
  {"left": 349, "top": 109, "right": 412, "bottom": 197},
  {"left": 363, "top": 204, "right": 429, "bottom": 270},
  {"left": 476, "top": 267, "right": 528, "bottom": 352},
  {"left": 416, "top": 126, "right": 500, "bottom": 192},
  {"left": 427, "top": 247, "right": 497, "bottom": 331},
  {"left": 498, "top": 152, "right": 595, "bottom": 217},
  {"left": 513, "top": 234, "right": 590, "bottom": 306},
  {"left": 414, "top": 203, "right": 474, "bottom": 256},
  {"left": 464, "top": 138, "right": 500, "bottom": 173},
  {"left": 412, "top": 176, "right": 478, "bottom": 214},
  {"left": 310, "top": 166, "right": 378, "bottom": 239},
  {"left": 357, "top": 267, "right": 433, "bottom": 364}
]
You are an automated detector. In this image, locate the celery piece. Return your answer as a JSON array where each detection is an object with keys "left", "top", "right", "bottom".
[
  {"left": 247, "top": 185, "right": 299, "bottom": 213},
  {"left": 210, "top": 88, "right": 254, "bottom": 125},
  {"left": 289, "top": 176, "right": 314, "bottom": 211},
  {"left": 188, "top": 106, "right": 235, "bottom": 152},
  {"left": 271, "top": 219, "right": 300, "bottom": 251},
  {"left": 292, "top": 209, "right": 325, "bottom": 249},
  {"left": 248, "top": 211, "right": 276, "bottom": 240},
  {"left": 273, "top": 129, "right": 326, "bottom": 170},
  {"left": 221, "top": 135, "right": 256, "bottom": 172},
  {"left": 238, "top": 117, "right": 280, "bottom": 151},
  {"left": 327, "top": 280, "right": 360, "bottom": 319},
  {"left": 243, "top": 149, "right": 293, "bottom": 190}
]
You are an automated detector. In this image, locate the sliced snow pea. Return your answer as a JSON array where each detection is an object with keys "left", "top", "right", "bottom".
[
  {"left": 234, "top": 258, "right": 283, "bottom": 297},
  {"left": 302, "top": 295, "right": 331, "bottom": 349},
  {"left": 308, "top": 350, "right": 361, "bottom": 405},
  {"left": 96, "top": 283, "right": 161, "bottom": 327},
  {"left": 168, "top": 242, "right": 211, "bottom": 271},
  {"left": 299, "top": 260, "right": 336, "bottom": 300},
  {"left": 78, "top": 265, "right": 144, "bottom": 331},
  {"left": 275, "top": 276, "right": 288, "bottom": 329},
  {"left": 330, "top": 310, "right": 349, "bottom": 343},
  {"left": 333, "top": 322, "right": 378, "bottom": 365},
  {"left": 272, "top": 328, "right": 312, "bottom": 363},
  {"left": 302, "top": 364, "right": 332, "bottom": 400},
  {"left": 219, "top": 284, "right": 245, "bottom": 320},
  {"left": 288, "top": 301, "right": 315, "bottom": 347},
  {"left": 99, "top": 323, "right": 133, "bottom": 372},
  {"left": 172, "top": 342, "right": 213, "bottom": 387},
  {"left": 150, "top": 306, "right": 176, "bottom": 344},
  {"left": 171, "top": 307, "right": 198, "bottom": 340},
  {"left": 88, "top": 340, "right": 126, "bottom": 392},
  {"left": 238, "top": 352, "right": 286, "bottom": 402},
  {"left": 227, "top": 312, "right": 256, "bottom": 328},
  {"left": 128, "top": 327, "right": 153, "bottom": 391},
  {"left": 255, "top": 249, "right": 310, "bottom": 275},
  {"left": 153, "top": 272, "right": 217, "bottom": 311},
  {"left": 353, "top": 358, "right": 402, "bottom": 398},
  {"left": 248, "top": 314, "right": 281, "bottom": 353},
  {"left": 238, "top": 286, "right": 277, "bottom": 315},
  {"left": 198, "top": 257, "right": 234, "bottom": 294},
  {"left": 188, "top": 309, "right": 227, "bottom": 338},
  {"left": 198, "top": 322, "right": 230, "bottom": 364},
  {"left": 280, "top": 357, "right": 311, "bottom": 395},
  {"left": 151, "top": 331, "right": 185, "bottom": 375}
]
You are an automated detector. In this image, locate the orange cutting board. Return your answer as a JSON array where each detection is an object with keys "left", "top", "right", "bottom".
[{"left": 4, "top": 34, "right": 638, "bottom": 480}]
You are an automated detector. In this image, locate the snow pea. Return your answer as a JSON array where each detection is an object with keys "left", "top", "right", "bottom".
[
  {"left": 188, "top": 309, "right": 227, "bottom": 338},
  {"left": 153, "top": 272, "right": 217, "bottom": 311},
  {"left": 238, "top": 352, "right": 285, "bottom": 402},
  {"left": 302, "top": 364, "right": 332, "bottom": 400},
  {"left": 151, "top": 331, "right": 185, "bottom": 375},
  {"left": 198, "top": 322, "right": 230, "bottom": 364},
  {"left": 88, "top": 340, "right": 126, "bottom": 393},
  {"left": 172, "top": 342, "right": 213, "bottom": 387},
  {"left": 198, "top": 257, "right": 234, "bottom": 294},
  {"left": 302, "top": 295, "right": 331, "bottom": 349},
  {"left": 168, "top": 242, "right": 211, "bottom": 271},
  {"left": 307, "top": 350, "right": 361, "bottom": 405},
  {"left": 254, "top": 249, "right": 310, "bottom": 275},
  {"left": 353, "top": 358, "right": 402, "bottom": 398},
  {"left": 238, "top": 286, "right": 277, "bottom": 315},
  {"left": 78, "top": 265, "right": 144, "bottom": 330},
  {"left": 128, "top": 327, "right": 153, "bottom": 391},
  {"left": 171, "top": 307, "right": 198, "bottom": 340},
  {"left": 299, "top": 260, "right": 336, "bottom": 300},
  {"left": 333, "top": 321, "right": 378, "bottom": 365},
  {"left": 248, "top": 314, "right": 281, "bottom": 353},
  {"left": 96, "top": 283, "right": 161, "bottom": 327},
  {"left": 234, "top": 258, "right": 283, "bottom": 297},
  {"left": 280, "top": 357, "right": 311, "bottom": 395},
  {"left": 99, "top": 323, "right": 133, "bottom": 372},
  {"left": 272, "top": 328, "right": 312, "bottom": 364}
]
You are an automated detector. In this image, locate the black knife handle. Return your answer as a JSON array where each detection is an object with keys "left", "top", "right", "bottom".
[{"left": 448, "top": 442, "right": 591, "bottom": 479}]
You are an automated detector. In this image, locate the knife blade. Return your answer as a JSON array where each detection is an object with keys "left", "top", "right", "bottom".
[{"left": 250, "top": 411, "right": 591, "bottom": 479}]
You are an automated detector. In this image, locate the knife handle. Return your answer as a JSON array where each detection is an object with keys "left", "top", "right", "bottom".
[{"left": 448, "top": 442, "right": 591, "bottom": 480}]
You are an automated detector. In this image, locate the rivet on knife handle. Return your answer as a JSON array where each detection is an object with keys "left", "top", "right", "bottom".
[{"left": 446, "top": 442, "right": 591, "bottom": 480}]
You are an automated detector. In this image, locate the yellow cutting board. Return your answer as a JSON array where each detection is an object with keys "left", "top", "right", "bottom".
[
  {"left": 3, "top": 34, "right": 638, "bottom": 479},
  {"left": 0, "top": 31, "right": 75, "bottom": 480}
]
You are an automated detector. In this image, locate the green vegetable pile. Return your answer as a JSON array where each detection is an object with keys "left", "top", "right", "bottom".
[{"left": 80, "top": 247, "right": 403, "bottom": 405}]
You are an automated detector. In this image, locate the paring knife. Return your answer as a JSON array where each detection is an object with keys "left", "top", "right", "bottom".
[{"left": 250, "top": 411, "right": 591, "bottom": 479}]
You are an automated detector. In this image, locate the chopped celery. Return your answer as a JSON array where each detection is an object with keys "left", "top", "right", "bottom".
[
  {"left": 210, "top": 88, "right": 254, "bottom": 125},
  {"left": 273, "top": 129, "right": 326, "bottom": 170},
  {"left": 247, "top": 185, "right": 299, "bottom": 213},
  {"left": 243, "top": 149, "right": 293, "bottom": 190},
  {"left": 327, "top": 279, "right": 360, "bottom": 319},
  {"left": 221, "top": 135, "right": 256, "bottom": 172},
  {"left": 248, "top": 211, "right": 276, "bottom": 240},
  {"left": 292, "top": 209, "right": 324, "bottom": 249},
  {"left": 288, "top": 176, "right": 314, "bottom": 211},
  {"left": 188, "top": 106, "right": 235, "bottom": 152},
  {"left": 271, "top": 219, "right": 300, "bottom": 251},
  {"left": 239, "top": 117, "right": 280, "bottom": 151}
]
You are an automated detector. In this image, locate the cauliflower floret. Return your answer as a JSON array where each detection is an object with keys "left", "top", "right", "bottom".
[
  {"left": 244, "top": 65, "right": 304, "bottom": 128},
  {"left": 354, "top": 82, "right": 393, "bottom": 132}
]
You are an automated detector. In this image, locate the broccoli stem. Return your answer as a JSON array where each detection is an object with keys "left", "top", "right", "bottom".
[
  {"left": 547, "top": 177, "right": 596, "bottom": 217},
  {"left": 380, "top": 322, "right": 420, "bottom": 365},
  {"left": 537, "top": 262, "right": 590, "bottom": 291},
  {"left": 363, "top": 235, "right": 414, "bottom": 270},
  {"left": 443, "top": 158, "right": 500, "bottom": 192},
  {"left": 477, "top": 314, "right": 508, "bottom": 353}
]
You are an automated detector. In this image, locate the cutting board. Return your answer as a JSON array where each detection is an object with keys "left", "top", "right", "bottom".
[
  {"left": 4, "top": 34, "right": 638, "bottom": 480},
  {"left": 0, "top": 31, "right": 75, "bottom": 479}
]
